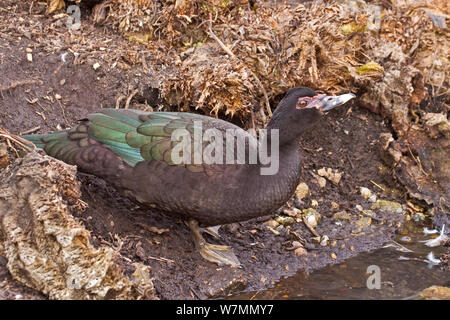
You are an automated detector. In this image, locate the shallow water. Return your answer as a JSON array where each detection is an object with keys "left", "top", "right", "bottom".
[{"left": 232, "top": 221, "right": 449, "bottom": 300}]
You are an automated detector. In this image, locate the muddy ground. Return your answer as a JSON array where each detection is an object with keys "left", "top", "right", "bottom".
[{"left": 0, "top": 0, "right": 430, "bottom": 300}]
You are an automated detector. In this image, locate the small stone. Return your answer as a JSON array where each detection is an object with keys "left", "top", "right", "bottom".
[
  {"left": 355, "top": 216, "right": 372, "bottom": 229},
  {"left": 399, "top": 236, "right": 412, "bottom": 243},
  {"left": 368, "top": 194, "right": 377, "bottom": 203},
  {"left": 302, "top": 208, "right": 321, "bottom": 228},
  {"left": 316, "top": 176, "right": 327, "bottom": 188},
  {"left": 371, "top": 200, "right": 403, "bottom": 214},
  {"left": 355, "top": 204, "right": 363, "bottom": 211},
  {"left": 419, "top": 286, "right": 450, "bottom": 300},
  {"left": 331, "top": 201, "right": 339, "bottom": 210},
  {"left": 350, "top": 246, "right": 355, "bottom": 251},
  {"left": 25, "top": 47, "right": 32, "bottom": 53},
  {"left": 283, "top": 207, "right": 301, "bottom": 217},
  {"left": 333, "top": 210, "right": 351, "bottom": 220},
  {"left": 413, "top": 212, "right": 425, "bottom": 222},
  {"left": 292, "top": 241, "right": 303, "bottom": 248},
  {"left": 360, "top": 187, "right": 373, "bottom": 200},
  {"left": 318, "top": 167, "right": 327, "bottom": 177},
  {"left": 295, "top": 182, "right": 309, "bottom": 199},
  {"left": 264, "top": 219, "right": 280, "bottom": 228},
  {"left": 311, "top": 199, "right": 319, "bottom": 207},
  {"left": 294, "top": 247, "right": 307, "bottom": 256},
  {"left": 60, "top": 79, "right": 66, "bottom": 86},
  {"left": 362, "top": 209, "right": 376, "bottom": 217},
  {"left": 266, "top": 225, "right": 280, "bottom": 235},
  {"left": 26, "top": 53, "right": 33, "bottom": 62},
  {"left": 55, "top": 94, "right": 62, "bottom": 100},
  {"left": 275, "top": 215, "right": 295, "bottom": 226},
  {"left": 320, "top": 235, "right": 329, "bottom": 246},
  {"left": 330, "top": 252, "right": 337, "bottom": 259},
  {"left": 93, "top": 62, "right": 101, "bottom": 70},
  {"left": 318, "top": 167, "right": 343, "bottom": 184}
]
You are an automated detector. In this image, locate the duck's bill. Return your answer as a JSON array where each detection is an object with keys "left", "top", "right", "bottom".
[{"left": 319, "top": 93, "right": 356, "bottom": 111}]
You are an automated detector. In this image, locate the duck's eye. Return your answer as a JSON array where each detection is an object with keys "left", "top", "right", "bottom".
[{"left": 297, "top": 100, "right": 308, "bottom": 109}]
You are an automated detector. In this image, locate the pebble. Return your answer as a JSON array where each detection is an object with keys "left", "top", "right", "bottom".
[
  {"left": 362, "top": 209, "right": 376, "bottom": 217},
  {"left": 275, "top": 215, "right": 295, "bottom": 226},
  {"left": 316, "top": 176, "right": 327, "bottom": 188},
  {"left": 413, "top": 212, "right": 425, "bottom": 222},
  {"left": 264, "top": 219, "right": 279, "bottom": 228},
  {"left": 294, "top": 247, "right": 307, "bottom": 256},
  {"left": 26, "top": 53, "right": 33, "bottom": 62},
  {"left": 283, "top": 207, "right": 301, "bottom": 217},
  {"left": 266, "top": 225, "right": 280, "bottom": 235},
  {"left": 295, "top": 182, "right": 309, "bottom": 199},
  {"left": 399, "top": 236, "right": 412, "bottom": 243},
  {"left": 302, "top": 208, "right": 321, "bottom": 228},
  {"left": 333, "top": 210, "right": 351, "bottom": 220},
  {"left": 292, "top": 241, "right": 303, "bottom": 248},
  {"left": 360, "top": 187, "right": 373, "bottom": 199},
  {"left": 330, "top": 253, "right": 337, "bottom": 259},
  {"left": 355, "top": 216, "right": 372, "bottom": 228},
  {"left": 320, "top": 235, "right": 329, "bottom": 246},
  {"left": 318, "top": 167, "right": 343, "bottom": 184},
  {"left": 371, "top": 200, "right": 403, "bottom": 214}
]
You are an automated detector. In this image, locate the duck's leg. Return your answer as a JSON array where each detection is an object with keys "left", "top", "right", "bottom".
[
  {"left": 202, "top": 225, "right": 221, "bottom": 239},
  {"left": 187, "top": 220, "right": 241, "bottom": 267}
]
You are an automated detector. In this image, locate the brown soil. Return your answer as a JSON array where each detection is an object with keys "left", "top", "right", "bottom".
[{"left": 0, "top": 0, "right": 410, "bottom": 300}]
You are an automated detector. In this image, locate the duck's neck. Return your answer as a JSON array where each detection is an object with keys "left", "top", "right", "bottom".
[{"left": 244, "top": 132, "right": 301, "bottom": 215}]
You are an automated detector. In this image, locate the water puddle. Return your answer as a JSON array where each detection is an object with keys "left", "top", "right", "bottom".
[{"left": 232, "top": 221, "right": 449, "bottom": 299}]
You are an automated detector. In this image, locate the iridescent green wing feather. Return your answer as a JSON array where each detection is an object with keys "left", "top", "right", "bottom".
[{"left": 91, "top": 109, "right": 212, "bottom": 170}]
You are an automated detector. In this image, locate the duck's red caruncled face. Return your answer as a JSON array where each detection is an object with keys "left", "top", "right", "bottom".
[{"left": 296, "top": 93, "right": 355, "bottom": 112}]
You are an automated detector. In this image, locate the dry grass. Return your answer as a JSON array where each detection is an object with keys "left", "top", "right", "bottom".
[{"left": 32, "top": 1, "right": 450, "bottom": 128}]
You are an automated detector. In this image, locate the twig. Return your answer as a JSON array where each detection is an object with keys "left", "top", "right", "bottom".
[
  {"left": 141, "top": 53, "right": 148, "bottom": 71},
  {"left": 115, "top": 95, "right": 126, "bottom": 109},
  {"left": 346, "top": 153, "right": 354, "bottom": 169},
  {"left": 0, "top": 129, "right": 35, "bottom": 153},
  {"left": 407, "top": 144, "right": 429, "bottom": 176},
  {"left": 57, "top": 100, "right": 70, "bottom": 126},
  {"left": 146, "top": 255, "right": 175, "bottom": 264},
  {"left": 6, "top": 138, "right": 19, "bottom": 158},
  {"left": 0, "top": 79, "right": 40, "bottom": 92},
  {"left": 370, "top": 180, "right": 385, "bottom": 191},
  {"left": 125, "top": 89, "right": 139, "bottom": 109},
  {"left": 21, "top": 126, "right": 41, "bottom": 135},
  {"left": 207, "top": 25, "right": 272, "bottom": 117}
]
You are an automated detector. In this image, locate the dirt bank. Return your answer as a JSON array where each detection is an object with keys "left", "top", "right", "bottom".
[{"left": 0, "top": 0, "right": 446, "bottom": 299}]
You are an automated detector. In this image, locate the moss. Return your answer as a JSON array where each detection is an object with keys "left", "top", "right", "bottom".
[{"left": 356, "top": 62, "right": 384, "bottom": 76}]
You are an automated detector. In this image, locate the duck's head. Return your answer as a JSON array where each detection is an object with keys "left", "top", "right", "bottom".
[{"left": 268, "top": 87, "right": 355, "bottom": 145}]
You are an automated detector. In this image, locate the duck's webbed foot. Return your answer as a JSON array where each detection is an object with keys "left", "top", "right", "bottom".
[{"left": 187, "top": 220, "right": 241, "bottom": 267}]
